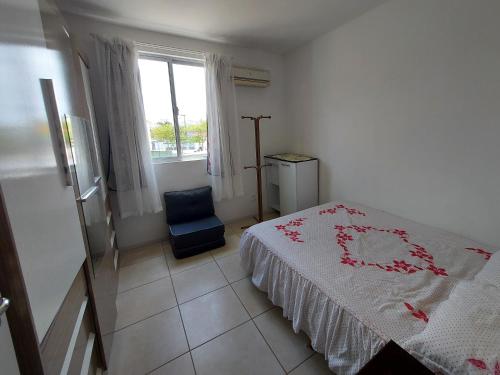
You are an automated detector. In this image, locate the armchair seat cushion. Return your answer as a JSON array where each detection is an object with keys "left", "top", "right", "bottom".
[{"left": 169, "top": 216, "right": 224, "bottom": 249}]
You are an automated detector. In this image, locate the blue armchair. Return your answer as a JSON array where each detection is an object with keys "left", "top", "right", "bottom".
[{"left": 164, "top": 186, "right": 225, "bottom": 259}]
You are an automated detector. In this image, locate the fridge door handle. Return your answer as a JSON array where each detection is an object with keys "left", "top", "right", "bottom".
[
  {"left": 77, "top": 185, "right": 100, "bottom": 203},
  {"left": 40, "top": 79, "right": 73, "bottom": 187}
]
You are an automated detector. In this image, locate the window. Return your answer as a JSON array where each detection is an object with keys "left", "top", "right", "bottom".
[{"left": 138, "top": 55, "right": 207, "bottom": 161}]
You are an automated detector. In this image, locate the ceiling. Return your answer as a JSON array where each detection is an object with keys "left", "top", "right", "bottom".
[{"left": 58, "top": 0, "right": 386, "bottom": 53}]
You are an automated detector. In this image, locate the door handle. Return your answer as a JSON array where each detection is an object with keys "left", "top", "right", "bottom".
[
  {"left": 0, "top": 297, "right": 10, "bottom": 326},
  {"left": 77, "top": 185, "right": 100, "bottom": 203},
  {"left": 0, "top": 297, "right": 9, "bottom": 315}
]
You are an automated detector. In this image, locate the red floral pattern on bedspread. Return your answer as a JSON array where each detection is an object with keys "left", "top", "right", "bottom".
[
  {"left": 275, "top": 218, "right": 306, "bottom": 243},
  {"left": 467, "top": 358, "right": 500, "bottom": 374},
  {"left": 335, "top": 225, "right": 448, "bottom": 277},
  {"left": 465, "top": 247, "right": 492, "bottom": 261},
  {"left": 404, "top": 302, "right": 429, "bottom": 323},
  {"left": 469, "top": 359, "right": 488, "bottom": 370},
  {"left": 319, "top": 204, "right": 366, "bottom": 216}
]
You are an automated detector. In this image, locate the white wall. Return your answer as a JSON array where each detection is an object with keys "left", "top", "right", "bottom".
[
  {"left": 65, "top": 14, "right": 287, "bottom": 248},
  {"left": 285, "top": 0, "right": 500, "bottom": 247}
]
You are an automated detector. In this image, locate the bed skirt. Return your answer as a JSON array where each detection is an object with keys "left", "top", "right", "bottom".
[{"left": 240, "top": 232, "right": 386, "bottom": 375}]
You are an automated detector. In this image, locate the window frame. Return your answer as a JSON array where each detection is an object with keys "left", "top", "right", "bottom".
[{"left": 138, "top": 52, "right": 206, "bottom": 163}]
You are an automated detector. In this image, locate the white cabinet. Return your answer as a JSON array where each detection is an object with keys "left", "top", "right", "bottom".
[{"left": 265, "top": 155, "right": 318, "bottom": 216}]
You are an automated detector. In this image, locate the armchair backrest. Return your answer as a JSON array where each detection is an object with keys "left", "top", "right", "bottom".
[{"left": 164, "top": 186, "right": 215, "bottom": 225}]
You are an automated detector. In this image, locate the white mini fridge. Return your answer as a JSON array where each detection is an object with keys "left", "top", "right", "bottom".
[{"left": 264, "top": 154, "right": 318, "bottom": 216}]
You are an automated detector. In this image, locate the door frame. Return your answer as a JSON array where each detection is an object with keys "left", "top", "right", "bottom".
[{"left": 0, "top": 185, "right": 45, "bottom": 374}]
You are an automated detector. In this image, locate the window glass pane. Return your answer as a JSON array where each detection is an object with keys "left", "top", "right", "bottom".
[
  {"left": 172, "top": 63, "right": 207, "bottom": 158},
  {"left": 138, "top": 58, "right": 177, "bottom": 159}
]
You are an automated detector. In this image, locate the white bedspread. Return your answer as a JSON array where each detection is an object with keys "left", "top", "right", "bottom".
[{"left": 240, "top": 201, "right": 496, "bottom": 374}]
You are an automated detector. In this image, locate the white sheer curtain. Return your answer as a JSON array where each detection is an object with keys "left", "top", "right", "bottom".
[
  {"left": 93, "top": 35, "right": 162, "bottom": 218},
  {"left": 205, "top": 53, "right": 244, "bottom": 201}
]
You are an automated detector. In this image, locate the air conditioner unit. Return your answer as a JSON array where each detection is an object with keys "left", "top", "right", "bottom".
[{"left": 232, "top": 66, "right": 270, "bottom": 88}]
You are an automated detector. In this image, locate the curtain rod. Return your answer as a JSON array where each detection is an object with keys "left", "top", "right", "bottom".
[{"left": 134, "top": 41, "right": 205, "bottom": 57}]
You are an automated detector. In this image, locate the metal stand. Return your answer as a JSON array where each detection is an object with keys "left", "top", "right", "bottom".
[{"left": 241, "top": 115, "right": 271, "bottom": 228}]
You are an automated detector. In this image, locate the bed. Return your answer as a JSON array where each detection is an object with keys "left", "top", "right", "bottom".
[{"left": 240, "top": 201, "right": 498, "bottom": 374}]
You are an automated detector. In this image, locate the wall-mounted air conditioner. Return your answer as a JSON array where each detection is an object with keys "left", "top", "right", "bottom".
[{"left": 232, "top": 66, "right": 270, "bottom": 88}]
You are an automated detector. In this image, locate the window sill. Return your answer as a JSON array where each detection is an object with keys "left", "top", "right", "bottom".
[{"left": 152, "top": 155, "right": 207, "bottom": 165}]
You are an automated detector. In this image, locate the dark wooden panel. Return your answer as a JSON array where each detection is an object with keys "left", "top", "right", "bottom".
[
  {"left": 82, "top": 261, "right": 108, "bottom": 369},
  {"left": 40, "top": 269, "right": 87, "bottom": 375},
  {"left": 0, "top": 186, "right": 45, "bottom": 374},
  {"left": 88, "top": 340, "right": 100, "bottom": 375},
  {"left": 67, "top": 303, "right": 93, "bottom": 375}
]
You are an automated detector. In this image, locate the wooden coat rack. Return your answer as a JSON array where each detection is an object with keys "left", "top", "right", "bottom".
[{"left": 242, "top": 115, "right": 271, "bottom": 225}]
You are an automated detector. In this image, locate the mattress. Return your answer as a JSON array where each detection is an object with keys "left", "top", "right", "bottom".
[{"left": 240, "top": 201, "right": 496, "bottom": 374}]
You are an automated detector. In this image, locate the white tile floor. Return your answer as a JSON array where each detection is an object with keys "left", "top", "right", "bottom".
[{"left": 106, "top": 218, "right": 333, "bottom": 375}]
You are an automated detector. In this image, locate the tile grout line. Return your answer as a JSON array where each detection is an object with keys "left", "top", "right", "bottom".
[
  {"left": 178, "top": 253, "right": 253, "bottom": 352},
  {"left": 247, "top": 292, "right": 317, "bottom": 373},
  {"left": 145, "top": 350, "right": 191, "bottom": 375},
  {"left": 163, "top": 234, "right": 242, "bottom": 277},
  {"left": 250, "top": 318, "right": 288, "bottom": 374},
  {"left": 112, "top": 249, "right": 172, "bottom": 336},
  {"left": 117, "top": 237, "right": 316, "bottom": 374},
  {"left": 187, "top": 319, "right": 252, "bottom": 351},
  {"left": 167, "top": 246, "right": 247, "bottom": 305},
  {"left": 117, "top": 273, "right": 171, "bottom": 295},
  {"left": 215, "top": 255, "right": 253, "bottom": 318},
  {"left": 286, "top": 352, "right": 316, "bottom": 374},
  {"left": 158, "top": 243, "right": 255, "bottom": 364},
  {"left": 141, "top": 319, "right": 255, "bottom": 374},
  {"left": 139, "top": 243, "right": 196, "bottom": 375},
  {"left": 119, "top": 245, "right": 243, "bottom": 306},
  {"left": 211, "top": 250, "right": 240, "bottom": 262},
  {"left": 229, "top": 228, "right": 316, "bottom": 374},
  {"left": 212, "top": 254, "right": 256, "bottom": 344},
  {"left": 111, "top": 304, "right": 179, "bottom": 334},
  {"left": 168, "top": 248, "right": 230, "bottom": 305},
  {"left": 177, "top": 282, "right": 229, "bottom": 305},
  {"left": 218, "top": 231, "right": 291, "bottom": 373},
  {"left": 162, "top": 242, "right": 269, "bottom": 373},
  {"left": 115, "top": 237, "right": 236, "bottom": 362},
  {"left": 164, "top": 240, "right": 227, "bottom": 276},
  {"left": 110, "top": 245, "right": 193, "bottom": 375},
  {"left": 163, "top": 241, "right": 199, "bottom": 375},
  {"left": 209, "top": 234, "right": 241, "bottom": 261},
  {"left": 167, "top": 242, "right": 256, "bottom": 350},
  {"left": 168, "top": 258, "right": 215, "bottom": 277},
  {"left": 136, "top": 241, "right": 250, "bottom": 373},
  {"left": 232, "top": 221, "right": 317, "bottom": 373},
  {"left": 117, "top": 246, "right": 170, "bottom": 294},
  {"left": 188, "top": 352, "right": 196, "bottom": 375},
  {"left": 223, "top": 234, "right": 289, "bottom": 373},
  {"left": 119, "top": 252, "right": 165, "bottom": 269},
  {"left": 242, "top": 276, "right": 317, "bottom": 373},
  {"left": 214, "top": 248, "right": 288, "bottom": 374}
]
